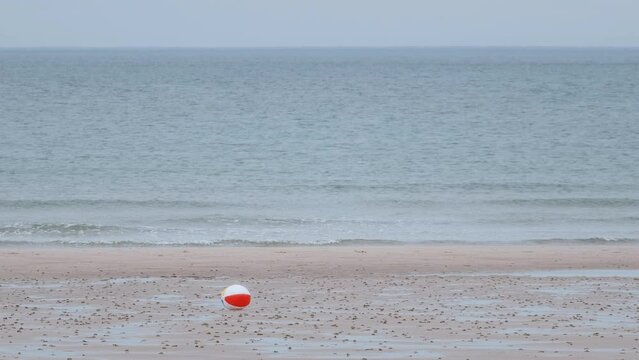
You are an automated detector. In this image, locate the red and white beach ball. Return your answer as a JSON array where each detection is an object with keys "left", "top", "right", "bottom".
[{"left": 221, "top": 284, "right": 251, "bottom": 310}]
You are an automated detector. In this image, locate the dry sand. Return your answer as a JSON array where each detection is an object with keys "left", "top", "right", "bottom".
[{"left": 1, "top": 245, "right": 638, "bottom": 359}]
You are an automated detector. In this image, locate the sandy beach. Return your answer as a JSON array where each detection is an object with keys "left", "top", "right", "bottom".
[{"left": 1, "top": 245, "right": 638, "bottom": 359}]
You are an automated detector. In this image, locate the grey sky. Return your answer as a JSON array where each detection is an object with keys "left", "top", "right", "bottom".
[{"left": 1, "top": 0, "right": 638, "bottom": 47}]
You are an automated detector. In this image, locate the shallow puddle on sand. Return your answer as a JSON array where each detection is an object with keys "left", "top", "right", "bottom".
[
  {"left": 378, "top": 286, "right": 413, "bottom": 297},
  {"left": 147, "top": 294, "right": 185, "bottom": 303},
  {"left": 452, "top": 298, "right": 502, "bottom": 306},
  {"left": 89, "top": 276, "right": 163, "bottom": 286},
  {"left": 532, "top": 285, "right": 592, "bottom": 296},
  {"left": 497, "top": 326, "right": 561, "bottom": 335},
  {"left": 241, "top": 335, "right": 441, "bottom": 359},
  {"left": 507, "top": 269, "right": 639, "bottom": 278},
  {"left": 440, "top": 338, "right": 538, "bottom": 349},
  {"left": 411, "top": 269, "right": 639, "bottom": 278},
  {"left": 0, "top": 281, "right": 66, "bottom": 289}
]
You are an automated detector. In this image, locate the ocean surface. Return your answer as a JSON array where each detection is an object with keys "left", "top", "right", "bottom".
[{"left": 1, "top": 48, "right": 638, "bottom": 245}]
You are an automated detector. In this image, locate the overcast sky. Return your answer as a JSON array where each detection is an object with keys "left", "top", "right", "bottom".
[{"left": 1, "top": 0, "right": 638, "bottom": 47}]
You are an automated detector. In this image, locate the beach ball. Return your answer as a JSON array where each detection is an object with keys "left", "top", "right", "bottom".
[{"left": 221, "top": 284, "right": 251, "bottom": 310}]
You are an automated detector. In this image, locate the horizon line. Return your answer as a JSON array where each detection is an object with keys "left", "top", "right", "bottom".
[{"left": 2, "top": 45, "right": 639, "bottom": 50}]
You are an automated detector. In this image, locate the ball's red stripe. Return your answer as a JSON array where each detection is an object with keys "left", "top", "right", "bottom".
[{"left": 224, "top": 293, "right": 251, "bottom": 307}]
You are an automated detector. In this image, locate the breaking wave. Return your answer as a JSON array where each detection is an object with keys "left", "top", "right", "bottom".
[
  {"left": 0, "top": 237, "right": 637, "bottom": 247},
  {"left": 0, "top": 199, "right": 238, "bottom": 209},
  {"left": 524, "top": 237, "right": 639, "bottom": 245},
  {"left": 488, "top": 198, "right": 639, "bottom": 207},
  {"left": 0, "top": 223, "right": 134, "bottom": 236}
]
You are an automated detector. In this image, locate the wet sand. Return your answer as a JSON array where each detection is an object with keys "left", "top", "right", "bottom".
[{"left": 1, "top": 245, "right": 638, "bottom": 359}]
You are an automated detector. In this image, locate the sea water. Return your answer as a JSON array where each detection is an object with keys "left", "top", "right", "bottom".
[{"left": 1, "top": 48, "right": 638, "bottom": 245}]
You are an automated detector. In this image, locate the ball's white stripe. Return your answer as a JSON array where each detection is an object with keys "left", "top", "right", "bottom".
[{"left": 222, "top": 284, "right": 250, "bottom": 297}]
